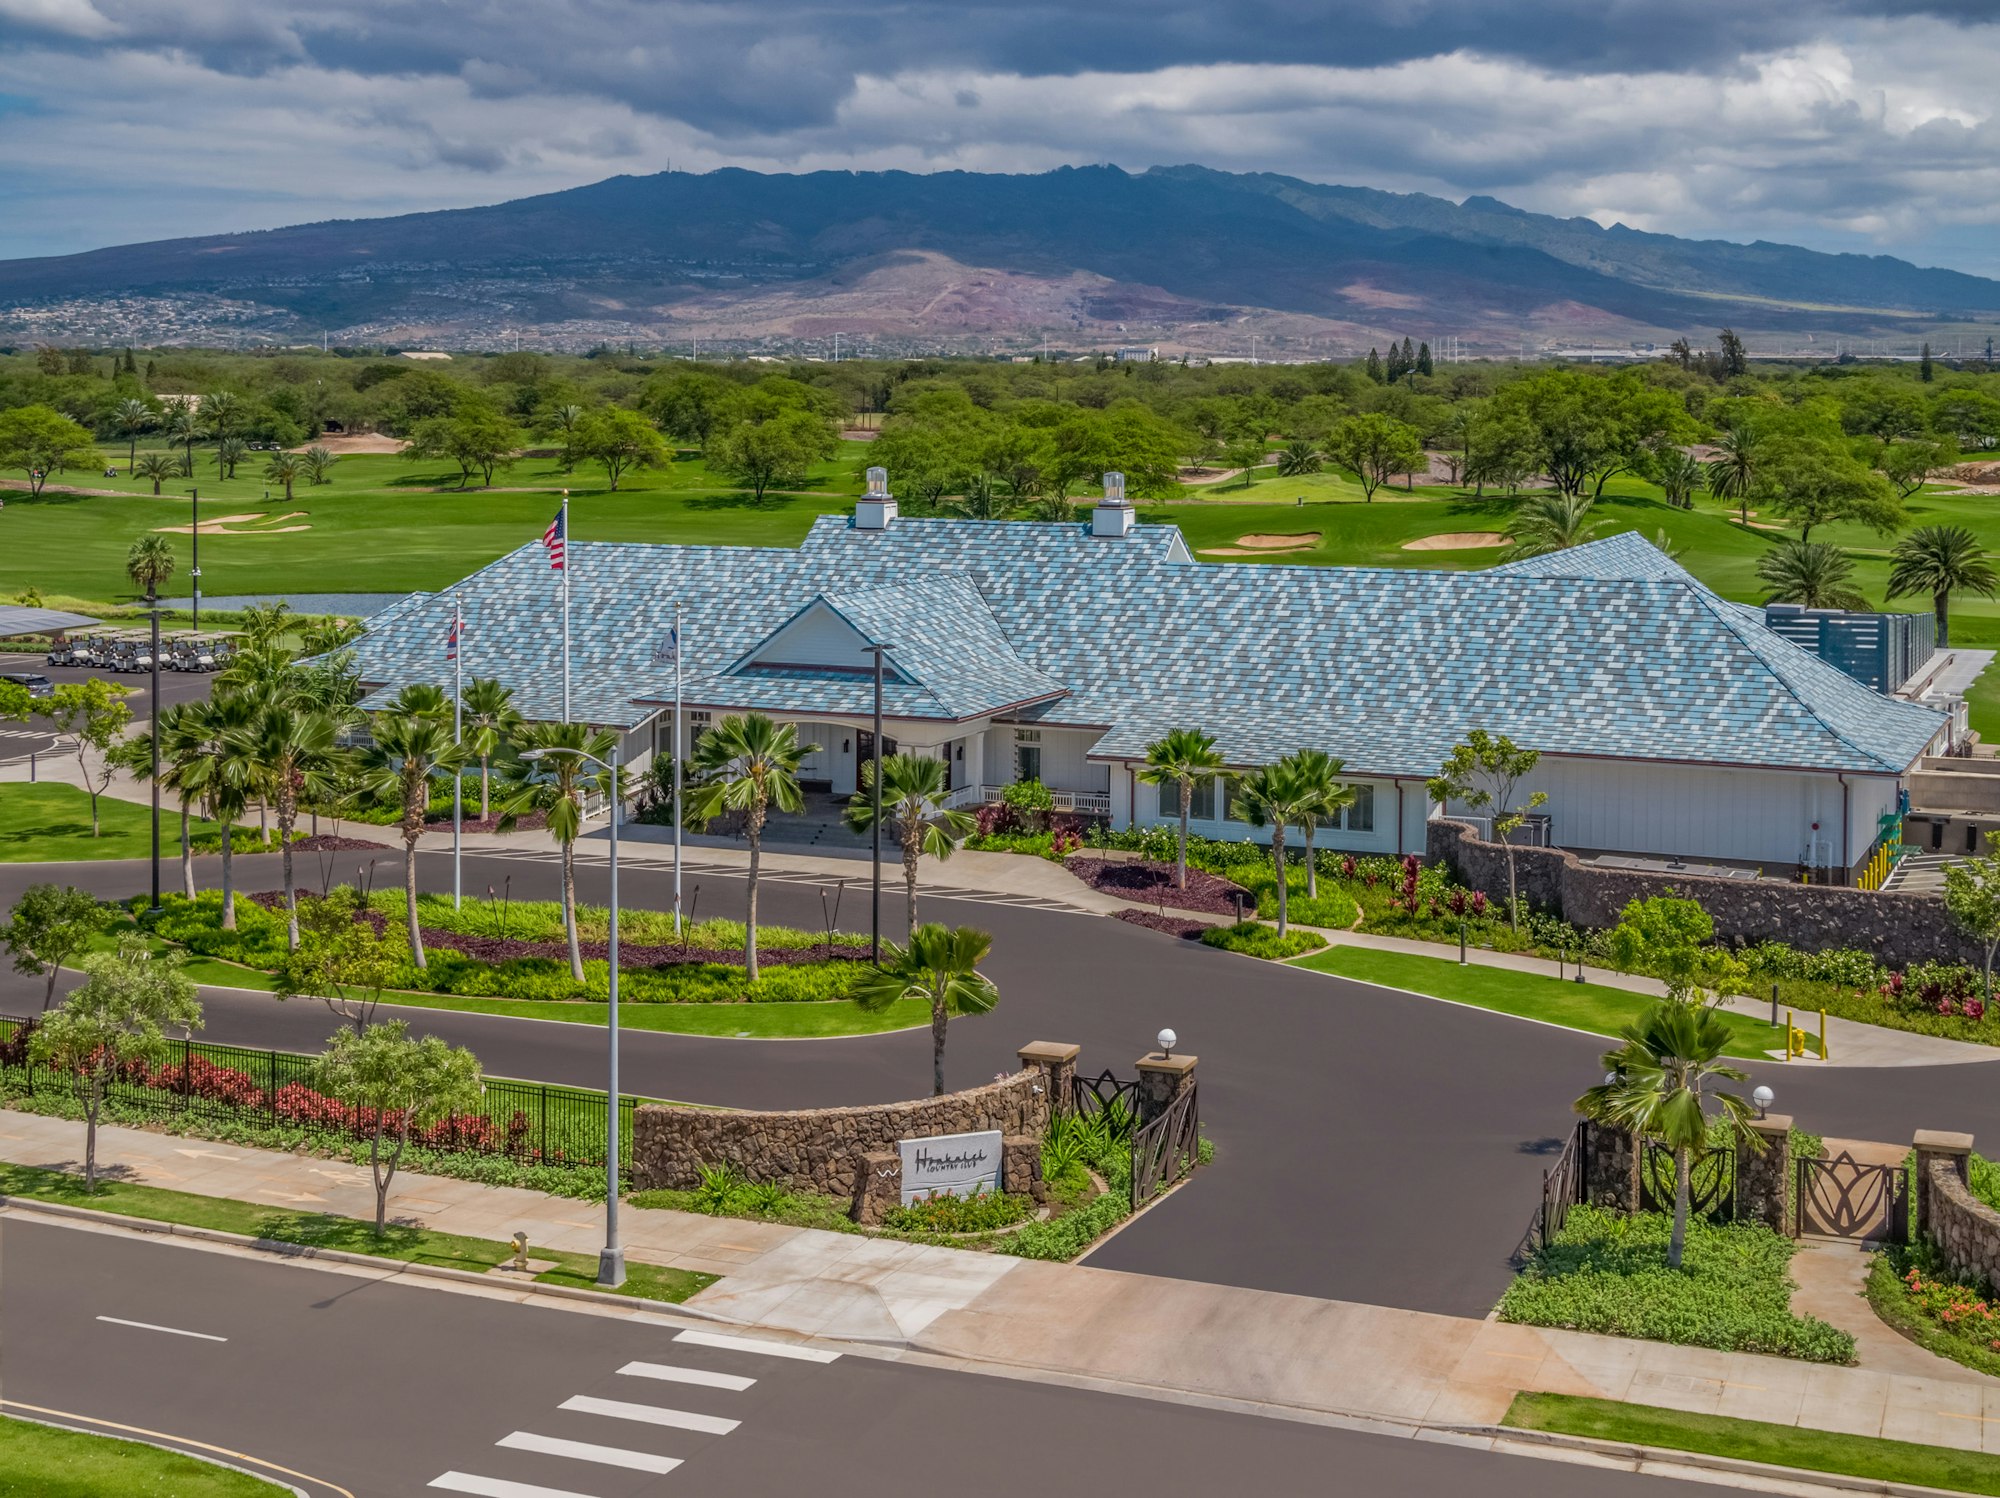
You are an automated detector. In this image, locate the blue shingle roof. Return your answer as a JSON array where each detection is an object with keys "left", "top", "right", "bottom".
[{"left": 345, "top": 516, "right": 1946, "bottom": 776}]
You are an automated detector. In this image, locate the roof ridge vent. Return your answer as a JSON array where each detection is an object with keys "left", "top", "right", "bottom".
[
  {"left": 856, "top": 465, "right": 897, "bottom": 530},
  {"left": 1092, "top": 470, "right": 1135, "bottom": 538}
]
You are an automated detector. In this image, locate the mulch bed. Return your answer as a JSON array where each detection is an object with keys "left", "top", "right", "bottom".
[
  {"left": 247, "top": 889, "right": 866, "bottom": 969},
  {"left": 291, "top": 834, "right": 391, "bottom": 852},
  {"left": 425, "top": 809, "right": 548, "bottom": 833},
  {"left": 1063, "top": 855, "right": 1248, "bottom": 916},
  {"left": 1110, "top": 909, "right": 1208, "bottom": 940}
]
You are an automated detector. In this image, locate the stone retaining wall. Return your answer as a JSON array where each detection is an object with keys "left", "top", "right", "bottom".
[
  {"left": 1922, "top": 1158, "right": 2000, "bottom": 1287},
  {"left": 1427, "top": 818, "right": 1979, "bottom": 967},
  {"left": 630, "top": 1066, "right": 1053, "bottom": 1201}
]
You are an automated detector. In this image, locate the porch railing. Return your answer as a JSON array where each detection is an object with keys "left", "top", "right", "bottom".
[{"left": 942, "top": 783, "right": 1111, "bottom": 817}]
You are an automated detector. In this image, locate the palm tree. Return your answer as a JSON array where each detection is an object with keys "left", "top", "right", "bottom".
[
  {"left": 685, "top": 713, "right": 811, "bottom": 979},
  {"left": 1652, "top": 448, "right": 1704, "bottom": 510},
  {"left": 113, "top": 398, "right": 154, "bottom": 472},
  {"left": 238, "top": 600, "right": 294, "bottom": 652},
  {"left": 386, "top": 681, "right": 450, "bottom": 719},
  {"left": 134, "top": 453, "right": 177, "bottom": 495},
  {"left": 503, "top": 720, "right": 618, "bottom": 982},
  {"left": 155, "top": 702, "right": 210, "bottom": 898},
  {"left": 362, "top": 711, "right": 468, "bottom": 970},
  {"left": 552, "top": 403, "right": 585, "bottom": 469},
  {"left": 125, "top": 534, "right": 175, "bottom": 601},
  {"left": 459, "top": 678, "right": 523, "bottom": 818},
  {"left": 1136, "top": 728, "right": 1226, "bottom": 888},
  {"left": 1281, "top": 749, "right": 1354, "bottom": 900},
  {"left": 214, "top": 436, "right": 248, "bottom": 480},
  {"left": 1503, "top": 493, "right": 1605, "bottom": 559},
  {"left": 1756, "top": 539, "right": 1868, "bottom": 611},
  {"left": 1577, "top": 1000, "right": 1757, "bottom": 1269},
  {"left": 944, "top": 474, "right": 1014, "bottom": 520},
  {"left": 1888, "top": 525, "right": 1999, "bottom": 646},
  {"left": 852, "top": 924, "right": 1000, "bottom": 1096},
  {"left": 1706, "top": 425, "right": 1758, "bottom": 525},
  {"left": 1277, "top": 439, "right": 1323, "bottom": 477},
  {"left": 243, "top": 703, "right": 344, "bottom": 949},
  {"left": 163, "top": 405, "right": 206, "bottom": 478},
  {"left": 301, "top": 446, "right": 338, "bottom": 485},
  {"left": 300, "top": 616, "right": 361, "bottom": 655},
  {"left": 187, "top": 695, "right": 258, "bottom": 929},
  {"left": 1235, "top": 761, "right": 1313, "bottom": 937},
  {"left": 844, "top": 754, "right": 976, "bottom": 934},
  {"left": 199, "top": 391, "right": 241, "bottom": 473},
  {"left": 265, "top": 453, "right": 302, "bottom": 501}
]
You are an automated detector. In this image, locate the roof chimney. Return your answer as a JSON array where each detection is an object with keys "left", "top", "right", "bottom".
[
  {"left": 856, "top": 465, "right": 897, "bottom": 530},
  {"left": 1091, "top": 470, "right": 1134, "bottom": 538}
]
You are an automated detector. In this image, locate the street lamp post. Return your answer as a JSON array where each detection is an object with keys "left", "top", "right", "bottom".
[
  {"left": 521, "top": 740, "right": 625, "bottom": 1288},
  {"left": 186, "top": 488, "right": 200, "bottom": 630},
  {"left": 148, "top": 585, "right": 161, "bottom": 913}
]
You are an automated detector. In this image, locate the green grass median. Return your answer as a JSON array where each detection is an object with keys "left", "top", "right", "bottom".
[
  {"left": 1292, "top": 946, "right": 1802, "bottom": 1060},
  {"left": 0, "top": 1160, "right": 714, "bottom": 1304},
  {"left": 1504, "top": 1392, "right": 2000, "bottom": 1495},
  {"left": 0, "top": 785, "right": 247, "bottom": 864},
  {"left": 0, "top": 1413, "right": 284, "bottom": 1495}
]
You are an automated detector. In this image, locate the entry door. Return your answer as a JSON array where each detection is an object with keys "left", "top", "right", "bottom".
[
  {"left": 856, "top": 730, "right": 898, "bottom": 768},
  {"left": 1016, "top": 744, "right": 1042, "bottom": 783}
]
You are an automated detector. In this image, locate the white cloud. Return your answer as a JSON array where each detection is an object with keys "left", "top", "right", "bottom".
[{"left": 0, "top": 0, "right": 114, "bottom": 39}]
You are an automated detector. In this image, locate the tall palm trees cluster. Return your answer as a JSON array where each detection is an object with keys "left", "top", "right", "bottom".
[{"left": 1139, "top": 728, "right": 1353, "bottom": 937}]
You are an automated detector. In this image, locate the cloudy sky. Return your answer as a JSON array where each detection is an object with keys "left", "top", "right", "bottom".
[{"left": 3, "top": 0, "right": 1999, "bottom": 274}]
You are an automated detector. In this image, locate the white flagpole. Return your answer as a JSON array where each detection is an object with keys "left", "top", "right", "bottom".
[
  {"left": 561, "top": 489, "right": 572, "bottom": 724},
  {"left": 452, "top": 593, "right": 463, "bottom": 910},
  {"left": 673, "top": 599, "right": 684, "bottom": 935}
]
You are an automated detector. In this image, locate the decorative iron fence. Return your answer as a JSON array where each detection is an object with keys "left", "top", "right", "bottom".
[
  {"left": 1130, "top": 1084, "right": 1199, "bottom": 1207},
  {"left": 1530, "top": 1120, "right": 1588, "bottom": 1252},
  {"left": 1070, "top": 1067, "right": 1143, "bottom": 1127},
  {"left": 1640, "top": 1140, "right": 1736, "bottom": 1222},
  {"left": 0, "top": 1014, "right": 634, "bottom": 1174}
]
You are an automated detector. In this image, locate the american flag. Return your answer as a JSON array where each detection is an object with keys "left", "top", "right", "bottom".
[
  {"left": 445, "top": 612, "right": 461, "bottom": 662},
  {"left": 542, "top": 506, "right": 567, "bottom": 571}
]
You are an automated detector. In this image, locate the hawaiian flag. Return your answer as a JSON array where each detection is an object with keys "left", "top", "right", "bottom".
[
  {"left": 542, "top": 506, "right": 567, "bottom": 571},
  {"left": 445, "top": 612, "right": 461, "bottom": 662},
  {"left": 651, "top": 624, "right": 678, "bottom": 666}
]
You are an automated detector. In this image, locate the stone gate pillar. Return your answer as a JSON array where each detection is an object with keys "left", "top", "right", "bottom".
[
  {"left": 1017, "top": 1042, "right": 1080, "bottom": 1117},
  {"left": 1582, "top": 1119, "right": 1639, "bottom": 1212},
  {"left": 1916, "top": 1129, "right": 1974, "bottom": 1239},
  {"left": 1736, "top": 1114, "right": 1793, "bottom": 1235},
  {"left": 1135, "top": 1049, "right": 1197, "bottom": 1126}
]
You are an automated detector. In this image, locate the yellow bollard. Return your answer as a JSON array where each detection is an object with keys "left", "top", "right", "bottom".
[
  {"left": 1821, "top": 1008, "right": 1829, "bottom": 1062},
  {"left": 1785, "top": 1009, "right": 1794, "bottom": 1061}
]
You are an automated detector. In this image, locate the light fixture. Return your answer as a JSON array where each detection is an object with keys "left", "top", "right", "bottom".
[
  {"left": 1158, "top": 1027, "right": 1177, "bottom": 1058},
  {"left": 1752, "top": 1085, "right": 1774, "bottom": 1119},
  {"left": 842, "top": 738, "right": 851, "bottom": 754},
  {"left": 520, "top": 748, "right": 546, "bottom": 761}
]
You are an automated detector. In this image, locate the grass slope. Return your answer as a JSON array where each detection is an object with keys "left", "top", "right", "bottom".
[
  {"left": 1504, "top": 1392, "right": 2000, "bottom": 1496},
  {"left": 0, "top": 1415, "right": 282, "bottom": 1496},
  {"left": 0, "top": 784, "right": 242, "bottom": 863},
  {"left": 1293, "top": 946, "right": 1797, "bottom": 1059}
]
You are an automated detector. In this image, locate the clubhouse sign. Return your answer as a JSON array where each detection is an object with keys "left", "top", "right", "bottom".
[{"left": 898, "top": 1129, "right": 1003, "bottom": 1204}]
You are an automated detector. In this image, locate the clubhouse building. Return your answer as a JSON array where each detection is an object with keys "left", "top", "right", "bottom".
[{"left": 349, "top": 482, "right": 1955, "bottom": 883}]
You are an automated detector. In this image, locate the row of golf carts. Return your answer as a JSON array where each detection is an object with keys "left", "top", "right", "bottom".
[{"left": 46, "top": 630, "right": 240, "bottom": 673}]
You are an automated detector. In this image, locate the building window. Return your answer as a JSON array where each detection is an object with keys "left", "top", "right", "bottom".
[
  {"left": 1158, "top": 778, "right": 1215, "bottom": 821},
  {"left": 1016, "top": 745, "right": 1042, "bottom": 783},
  {"left": 1343, "top": 784, "right": 1375, "bottom": 833},
  {"left": 1014, "top": 729, "right": 1041, "bottom": 743},
  {"left": 1224, "top": 779, "right": 1250, "bottom": 823}
]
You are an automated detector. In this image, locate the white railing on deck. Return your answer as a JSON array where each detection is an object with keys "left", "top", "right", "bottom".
[{"left": 942, "top": 783, "right": 1110, "bottom": 817}]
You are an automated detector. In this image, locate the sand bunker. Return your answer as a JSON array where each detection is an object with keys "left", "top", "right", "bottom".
[
  {"left": 1400, "top": 532, "right": 1508, "bottom": 551},
  {"left": 155, "top": 511, "right": 312, "bottom": 536},
  {"left": 1199, "top": 531, "right": 1321, "bottom": 557},
  {"left": 287, "top": 433, "right": 405, "bottom": 455}
]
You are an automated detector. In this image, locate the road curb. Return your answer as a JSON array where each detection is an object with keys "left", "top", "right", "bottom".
[
  {"left": 0, "top": 1192, "right": 739, "bottom": 1322},
  {"left": 1466, "top": 1423, "right": 1983, "bottom": 1498}
]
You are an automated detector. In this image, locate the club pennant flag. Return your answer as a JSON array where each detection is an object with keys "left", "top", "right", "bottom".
[
  {"left": 650, "top": 624, "right": 679, "bottom": 666},
  {"left": 445, "top": 613, "right": 461, "bottom": 662},
  {"left": 542, "top": 506, "right": 567, "bottom": 571}
]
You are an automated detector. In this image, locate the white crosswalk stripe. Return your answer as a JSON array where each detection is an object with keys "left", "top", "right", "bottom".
[
  {"left": 431, "top": 1474, "right": 600, "bottom": 1498},
  {"left": 496, "top": 1431, "right": 682, "bottom": 1474},
  {"left": 673, "top": 1328, "right": 842, "bottom": 1363},
  {"left": 617, "top": 1359, "right": 755, "bottom": 1391},
  {"left": 559, "top": 1394, "right": 739, "bottom": 1434}
]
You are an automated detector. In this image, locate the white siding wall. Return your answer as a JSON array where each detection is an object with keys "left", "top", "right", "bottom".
[
  {"left": 1506, "top": 758, "right": 1897, "bottom": 869},
  {"left": 1121, "top": 771, "right": 1404, "bottom": 853},
  {"left": 790, "top": 722, "right": 844, "bottom": 790},
  {"left": 751, "top": 606, "right": 871, "bottom": 669},
  {"left": 984, "top": 726, "right": 1109, "bottom": 793}
]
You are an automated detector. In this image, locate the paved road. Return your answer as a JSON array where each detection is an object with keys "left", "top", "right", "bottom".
[
  {"left": 1, "top": 1219, "right": 1740, "bottom": 1498},
  {"left": 5, "top": 846, "right": 1996, "bottom": 1319},
  {"left": 1, "top": 649, "right": 219, "bottom": 723}
]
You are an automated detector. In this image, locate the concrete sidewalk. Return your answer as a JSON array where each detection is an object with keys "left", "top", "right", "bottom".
[{"left": 8, "top": 1110, "right": 2000, "bottom": 1460}]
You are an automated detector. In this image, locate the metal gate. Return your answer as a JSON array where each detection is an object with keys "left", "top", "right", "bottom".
[
  {"left": 1796, "top": 1150, "right": 1907, "bottom": 1241},
  {"left": 1640, "top": 1141, "right": 1735, "bottom": 1222}
]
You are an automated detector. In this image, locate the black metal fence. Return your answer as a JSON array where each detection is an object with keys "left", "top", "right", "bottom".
[
  {"left": 0, "top": 1014, "right": 634, "bottom": 1173},
  {"left": 1131, "top": 1084, "right": 1200, "bottom": 1207},
  {"left": 1530, "top": 1120, "right": 1588, "bottom": 1252},
  {"left": 1640, "top": 1139, "right": 1736, "bottom": 1222}
]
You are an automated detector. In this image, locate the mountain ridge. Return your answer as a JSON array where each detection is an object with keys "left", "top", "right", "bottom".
[{"left": 2, "top": 164, "right": 1991, "bottom": 352}]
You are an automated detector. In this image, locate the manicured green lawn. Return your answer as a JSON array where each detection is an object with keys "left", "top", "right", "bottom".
[
  {"left": 1292, "top": 946, "right": 1800, "bottom": 1060},
  {"left": 13, "top": 445, "right": 867, "bottom": 605},
  {"left": 0, "top": 1414, "right": 283, "bottom": 1496},
  {"left": 0, "top": 784, "right": 242, "bottom": 863},
  {"left": 1504, "top": 1392, "right": 2000, "bottom": 1495},
  {"left": 0, "top": 1160, "right": 714, "bottom": 1302}
]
